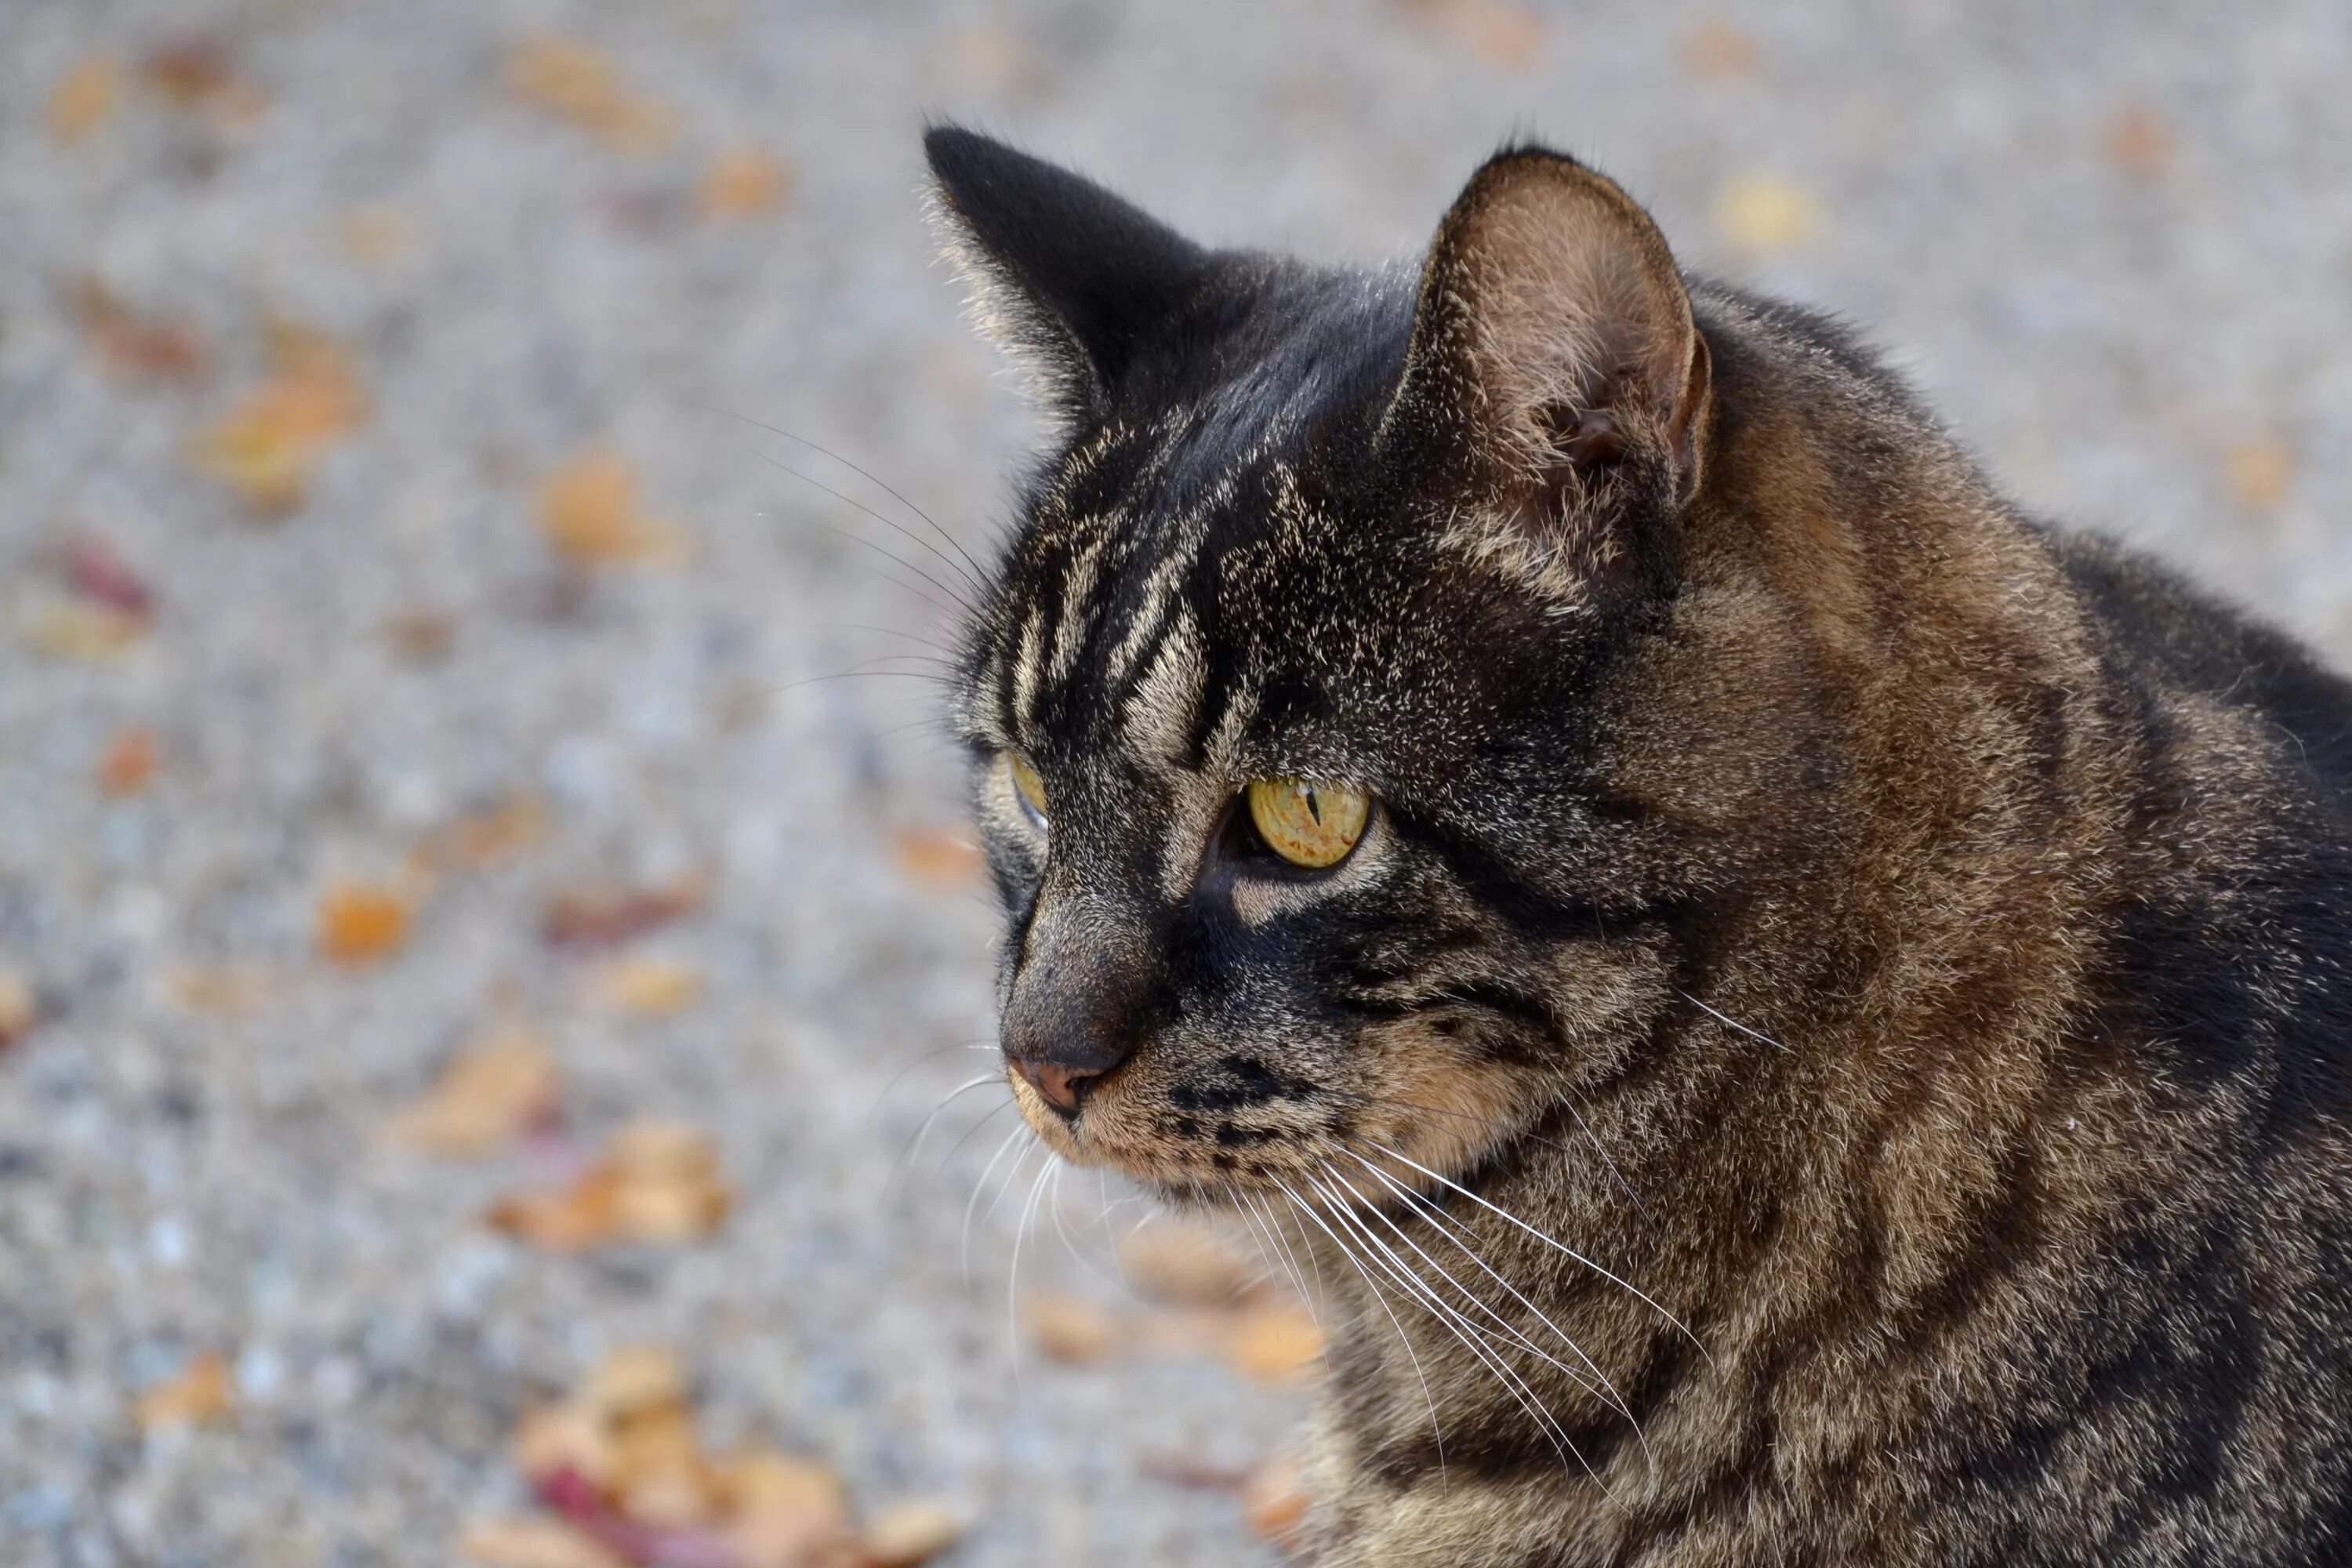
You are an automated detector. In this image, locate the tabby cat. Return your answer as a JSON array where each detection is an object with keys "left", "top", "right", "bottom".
[{"left": 923, "top": 125, "right": 2352, "bottom": 1566}]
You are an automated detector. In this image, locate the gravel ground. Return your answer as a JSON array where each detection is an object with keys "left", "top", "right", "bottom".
[{"left": 2, "top": 2, "right": 2347, "bottom": 1564}]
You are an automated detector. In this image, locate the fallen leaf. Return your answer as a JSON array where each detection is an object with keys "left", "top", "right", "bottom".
[
  {"left": 416, "top": 794, "right": 548, "bottom": 869},
  {"left": 515, "top": 1403, "right": 622, "bottom": 1491},
  {"left": 24, "top": 599, "right": 145, "bottom": 660},
  {"left": 612, "top": 1404, "right": 720, "bottom": 1528},
  {"left": 135, "top": 1348, "right": 233, "bottom": 1431},
  {"left": 64, "top": 535, "right": 158, "bottom": 620},
  {"left": 48, "top": 56, "right": 120, "bottom": 143},
  {"left": 860, "top": 1501, "right": 964, "bottom": 1568},
  {"left": 698, "top": 149, "right": 793, "bottom": 219},
  {"left": 172, "top": 967, "right": 274, "bottom": 1015},
  {"left": 1397, "top": 0, "right": 1546, "bottom": 71},
  {"left": 535, "top": 450, "right": 684, "bottom": 567},
  {"left": 891, "top": 827, "right": 984, "bottom": 888},
  {"left": 1120, "top": 1221, "right": 1262, "bottom": 1308},
  {"left": 1025, "top": 1293, "right": 1123, "bottom": 1365},
  {"left": 141, "top": 39, "right": 234, "bottom": 107},
  {"left": 489, "top": 1122, "right": 730, "bottom": 1250},
  {"left": 542, "top": 877, "right": 707, "bottom": 951},
  {"left": 504, "top": 37, "right": 676, "bottom": 155},
  {"left": 1221, "top": 1302, "right": 1324, "bottom": 1385},
  {"left": 384, "top": 608, "right": 459, "bottom": 662},
  {"left": 940, "top": 28, "right": 1051, "bottom": 100},
  {"left": 586, "top": 957, "right": 704, "bottom": 1016},
  {"left": 67, "top": 277, "right": 210, "bottom": 385},
  {"left": 0, "top": 970, "right": 38, "bottom": 1051},
  {"left": 2104, "top": 103, "right": 2175, "bottom": 181},
  {"left": 1240, "top": 1454, "right": 1311, "bottom": 1550},
  {"left": 580, "top": 1345, "right": 691, "bottom": 1425},
  {"left": 1715, "top": 171, "right": 1823, "bottom": 254},
  {"left": 316, "top": 880, "right": 416, "bottom": 967},
  {"left": 719, "top": 1453, "right": 852, "bottom": 1568},
  {"left": 459, "top": 1516, "right": 628, "bottom": 1568},
  {"left": 2226, "top": 435, "right": 2295, "bottom": 510},
  {"left": 390, "top": 1032, "right": 561, "bottom": 1156},
  {"left": 189, "top": 321, "right": 369, "bottom": 516},
  {"left": 97, "top": 728, "right": 161, "bottom": 796},
  {"left": 1680, "top": 20, "right": 1760, "bottom": 80},
  {"left": 339, "top": 205, "right": 412, "bottom": 265}
]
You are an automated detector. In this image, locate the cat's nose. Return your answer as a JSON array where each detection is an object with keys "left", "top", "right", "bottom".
[{"left": 1012, "top": 1057, "right": 1109, "bottom": 1116}]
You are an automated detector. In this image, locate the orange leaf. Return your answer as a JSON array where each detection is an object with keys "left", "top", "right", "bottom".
[
  {"left": 390, "top": 1033, "right": 561, "bottom": 1156},
  {"left": 0, "top": 970, "right": 38, "bottom": 1051},
  {"left": 535, "top": 450, "right": 684, "bottom": 567},
  {"left": 2104, "top": 103, "right": 2176, "bottom": 181},
  {"left": 135, "top": 1348, "right": 234, "bottom": 1431},
  {"left": 1221, "top": 1303, "right": 1324, "bottom": 1385},
  {"left": 97, "top": 728, "right": 161, "bottom": 797},
  {"left": 1025, "top": 1292, "right": 1123, "bottom": 1365},
  {"left": 719, "top": 1452, "right": 852, "bottom": 1568},
  {"left": 48, "top": 56, "right": 120, "bottom": 143},
  {"left": 1120, "top": 1221, "right": 1262, "bottom": 1309},
  {"left": 1681, "top": 20, "right": 1761, "bottom": 80},
  {"left": 316, "top": 880, "right": 415, "bottom": 967},
  {"left": 2226, "top": 436, "right": 2295, "bottom": 510},
  {"left": 458, "top": 1517, "right": 626, "bottom": 1568},
  {"left": 67, "top": 277, "right": 209, "bottom": 384},
  {"left": 697, "top": 149, "right": 793, "bottom": 219},
  {"left": 504, "top": 37, "right": 675, "bottom": 155},
  {"left": 189, "top": 323, "right": 368, "bottom": 516},
  {"left": 488, "top": 1123, "right": 729, "bottom": 1250},
  {"left": 1716, "top": 171, "right": 1824, "bottom": 255},
  {"left": 541, "top": 877, "right": 707, "bottom": 951},
  {"left": 585, "top": 957, "right": 703, "bottom": 1016},
  {"left": 861, "top": 1501, "right": 965, "bottom": 1568},
  {"left": 1240, "top": 1454, "right": 1311, "bottom": 1548},
  {"left": 416, "top": 794, "right": 548, "bottom": 869}
]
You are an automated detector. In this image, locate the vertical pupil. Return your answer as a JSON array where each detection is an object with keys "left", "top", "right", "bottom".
[{"left": 1305, "top": 787, "right": 1322, "bottom": 826}]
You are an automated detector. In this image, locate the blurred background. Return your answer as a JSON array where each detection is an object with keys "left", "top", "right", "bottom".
[{"left": 2, "top": 1, "right": 2347, "bottom": 1564}]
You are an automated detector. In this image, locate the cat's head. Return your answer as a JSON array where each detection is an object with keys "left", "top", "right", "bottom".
[{"left": 927, "top": 127, "right": 1828, "bottom": 1203}]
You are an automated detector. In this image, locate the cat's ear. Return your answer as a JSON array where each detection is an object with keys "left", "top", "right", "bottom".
[
  {"left": 1382, "top": 147, "right": 1711, "bottom": 521},
  {"left": 924, "top": 125, "right": 1211, "bottom": 423}
]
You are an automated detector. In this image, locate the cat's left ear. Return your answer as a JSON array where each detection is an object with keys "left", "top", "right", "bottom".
[
  {"left": 1382, "top": 147, "right": 1711, "bottom": 516},
  {"left": 924, "top": 125, "right": 1211, "bottom": 425}
]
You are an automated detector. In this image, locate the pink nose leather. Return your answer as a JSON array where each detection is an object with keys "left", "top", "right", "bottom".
[{"left": 1014, "top": 1058, "right": 1101, "bottom": 1115}]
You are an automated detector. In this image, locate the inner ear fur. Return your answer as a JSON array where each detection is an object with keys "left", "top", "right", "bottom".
[{"left": 1387, "top": 149, "right": 1711, "bottom": 514}]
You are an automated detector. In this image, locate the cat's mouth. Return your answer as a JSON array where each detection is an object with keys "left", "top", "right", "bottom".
[{"left": 1000, "top": 1029, "right": 1548, "bottom": 1202}]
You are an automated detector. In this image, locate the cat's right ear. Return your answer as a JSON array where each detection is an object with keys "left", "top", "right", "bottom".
[
  {"left": 924, "top": 125, "right": 1210, "bottom": 425},
  {"left": 1380, "top": 146, "right": 1712, "bottom": 525}
]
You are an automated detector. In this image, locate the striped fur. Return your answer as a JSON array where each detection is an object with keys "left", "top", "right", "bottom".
[{"left": 926, "top": 127, "right": 2352, "bottom": 1565}]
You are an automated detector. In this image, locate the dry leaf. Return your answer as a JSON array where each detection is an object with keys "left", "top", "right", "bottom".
[
  {"left": 315, "top": 880, "right": 415, "bottom": 967},
  {"left": 459, "top": 1517, "right": 628, "bottom": 1568},
  {"left": 1681, "top": 20, "right": 1760, "bottom": 80},
  {"left": 2104, "top": 103, "right": 2175, "bottom": 181},
  {"left": 68, "top": 277, "right": 209, "bottom": 384},
  {"left": 0, "top": 970, "right": 38, "bottom": 1051},
  {"left": 488, "top": 1123, "right": 730, "bottom": 1250},
  {"left": 860, "top": 1501, "right": 964, "bottom": 1568},
  {"left": 339, "top": 205, "right": 412, "bottom": 265},
  {"left": 172, "top": 966, "right": 274, "bottom": 1015},
  {"left": 1715, "top": 171, "right": 1823, "bottom": 254},
  {"left": 49, "top": 56, "right": 120, "bottom": 143},
  {"left": 611, "top": 1405, "right": 720, "bottom": 1528},
  {"left": 1221, "top": 1303, "right": 1324, "bottom": 1385},
  {"left": 586, "top": 957, "right": 704, "bottom": 1016},
  {"left": 24, "top": 600, "right": 145, "bottom": 660},
  {"left": 1240, "top": 1454, "right": 1311, "bottom": 1549},
  {"left": 417, "top": 794, "right": 548, "bottom": 869},
  {"left": 391, "top": 1033, "right": 561, "bottom": 1156},
  {"left": 1025, "top": 1293, "right": 1123, "bottom": 1365},
  {"left": 1398, "top": 0, "right": 1546, "bottom": 71},
  {"left": 384, "top": 608, "right": 459, "bottom": 662},
  {"left": 1120, "top": 1221, "right": 1261, "bottom": 1308},
  {"left": 720, "top": 1453, "right": 852, "bottom": 1568},
  {"left": 504, "top": 37, "right": 676, "bottom": 155},
  {"left": 542, "top": 877, "right": 707, "bottom": 951},
  {"left": 2227, "top": 436, "right": 2295, "bottom": 510},
  {"left": 892, "top": 826, "right": 984, "bottom": 888},
  {"left": 135, "top": 1348, "right": 233, "bottom": 1431},
  {"left": 190, "top": 321, "right": 369, "bottom": 516},
  {"left": 515, "top": 1403, "right": 622, "bottom": 1490},
  {"left": 535, "top": 450, "right": 684, "bottom": 567},
  {"left": 698, "top": 149, "right": 793, "bottom": 219},
  {"left": 64, "top": 535, "right": 158, "bottom": 620},
  {"left": 97, "top": 728, "right": 161, "bottom": 796},
  {"left": 581, "top": 1345, "right": 691, "bottom": 1425}
]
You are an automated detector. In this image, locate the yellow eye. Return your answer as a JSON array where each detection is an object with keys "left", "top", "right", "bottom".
[
  {"left": 1246, "top": 778, "right": 1370, "bottom": 869},
  {"left": 1007, "top": 753, "right": 1049, "bottom": 824}
]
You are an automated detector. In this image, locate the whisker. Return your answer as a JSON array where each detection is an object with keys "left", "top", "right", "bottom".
[
  {"left": 1678, "top": 989, "right": 1793, "bottom": 1054},
  {"left": 745, "top": 447, "right": 985, "bottom": 604},
  {"left": 1270, "top": 1175, "right": 1448, "bottom": 1486},
  {"left": 885, "top": 1073, "right": 1005, "bottom": 1195},
  {"left": 1007, "top": 1151, "right": 1058, "bottom": 1385},
  {"left": 695, "top": 405, "right": 990, "bottom": 586},
  {"left": 1359, "top": 1138, "right": 1712, "bottom": 1367},
  {"left": 961, "top": 1123, "right": 1031, "bottom": 1285}
]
